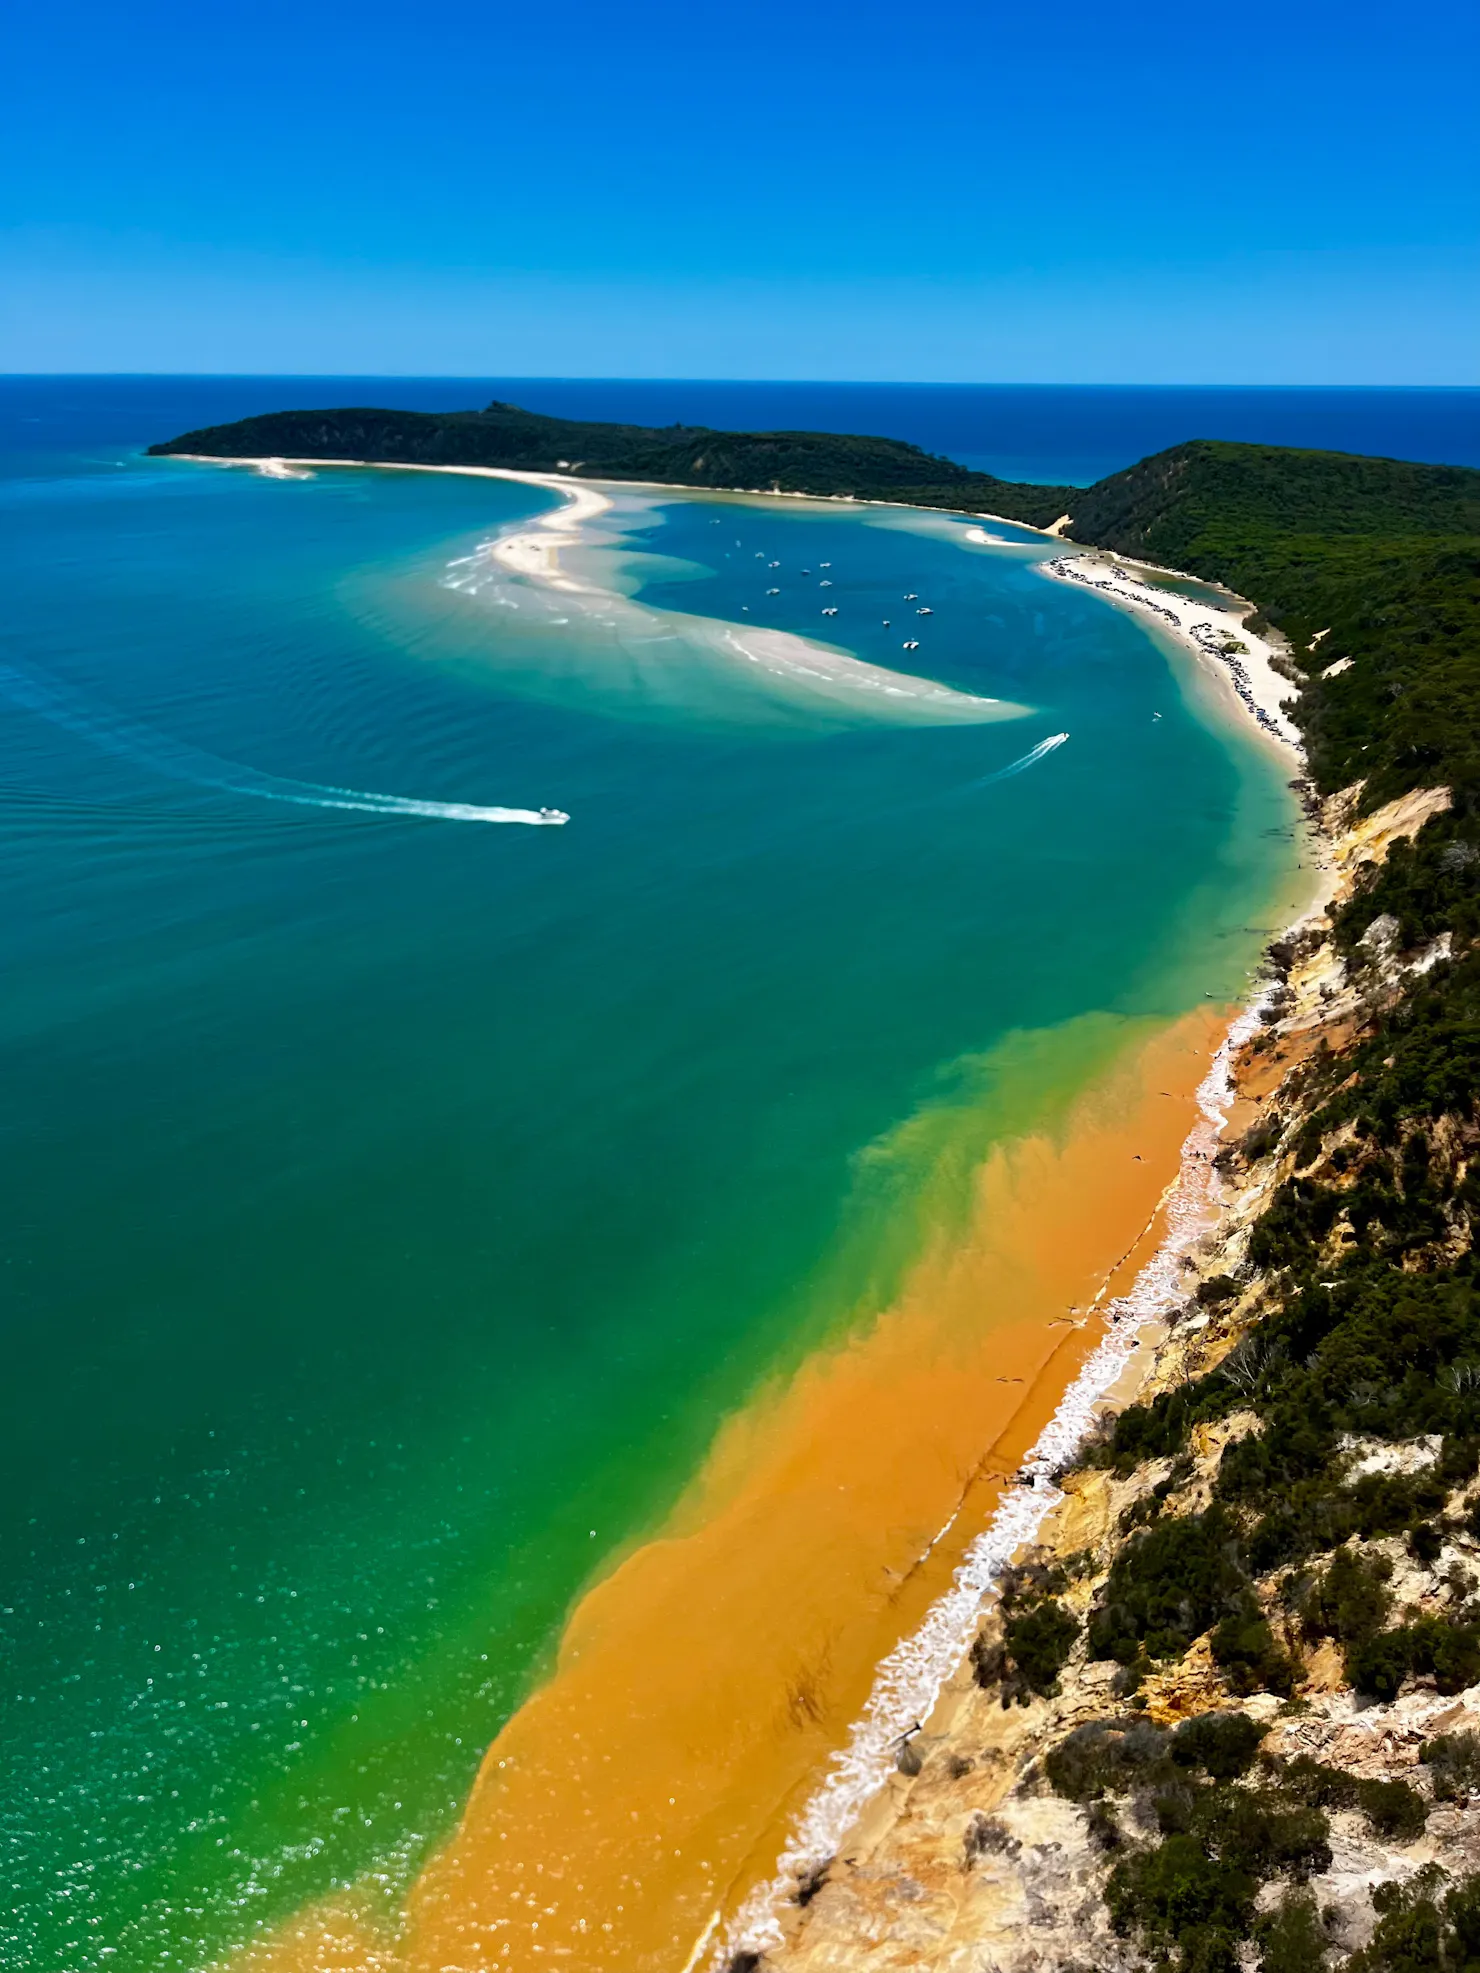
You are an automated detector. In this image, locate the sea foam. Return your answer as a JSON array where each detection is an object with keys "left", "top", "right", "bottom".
[{"left": 713, "top": 987, "right": 1270, "bottom": 1966}]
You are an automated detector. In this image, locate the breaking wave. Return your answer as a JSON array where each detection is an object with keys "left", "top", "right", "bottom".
[
  {"left": 714, "top": 988, "right": 1272, "bottom": 1967},
  {"left": 0, "top": 661, "right": 567, "bottom": 825}
]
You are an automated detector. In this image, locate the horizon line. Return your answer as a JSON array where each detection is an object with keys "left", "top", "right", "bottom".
[{"left": 4, "top": 373, "right": 1480, "bottom": 391}]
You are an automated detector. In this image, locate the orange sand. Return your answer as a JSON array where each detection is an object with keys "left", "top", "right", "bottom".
[{"left": 236, "top": 1008, "right": 1225, "bottom": 1973}]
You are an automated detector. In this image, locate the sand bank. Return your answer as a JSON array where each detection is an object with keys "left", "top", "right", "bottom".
[
  {"left": 233, "top": 1008, "right": 1230, "bottom": 1973},
  {"left": 187, "top": 457, "right": 1019, "bottom": 729},
  {"left": 1039, "top": 553, "right": 1303, "bottom": 753}
]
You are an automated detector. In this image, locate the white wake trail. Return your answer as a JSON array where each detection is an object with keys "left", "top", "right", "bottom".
[
  {"left": 973, "top": 730, "right": 1069, "bottom": 785},
  {"left": 0, "top": 662, "right": 568, "bottom": 826}
]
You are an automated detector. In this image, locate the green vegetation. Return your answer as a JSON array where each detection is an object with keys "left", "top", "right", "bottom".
[
  {"left": 147, "top": 400, "right": 1077, "bottom": 526},
  {"left": 1422, "top": 1729, "right": 1480, "bottom": 1803},
  {"left": 1348, "top": 1866, "right": 1480, "bottom": 1973},
  {"left": 1009, "top": 434, "right": 1480, "bottom": 1973},
  {"left": 1064, "top": 442, "right": 1480, "bottom": 875},
  {"left": 971, "top": 1552, "right": 1087, "bottom": 1704},
  {"left": 1046, "top": 1719, "right": 1330, "bottom": 1973},
  {"left": 1044, "top": 1719, "right": 1440, "bottom": 1973}
]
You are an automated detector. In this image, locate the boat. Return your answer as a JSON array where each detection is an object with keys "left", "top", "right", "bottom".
[
  {"left": 538, "top": 807, "right": 569, "bottom": 824},
  {"left": 902, "top": 639, "right": 920, "bottom": 650},
  {"left": 822, "top": 607, "right": 839, "bottom": 617}
]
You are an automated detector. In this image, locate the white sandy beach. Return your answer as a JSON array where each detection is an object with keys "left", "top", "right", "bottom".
[{"left": 1039, "top": 552, "right": 1304, "bottom": 752}]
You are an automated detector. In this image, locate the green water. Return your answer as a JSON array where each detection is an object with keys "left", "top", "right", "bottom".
[{"left": 0, "top": 409, "right": 1304, "bottom": 1968}]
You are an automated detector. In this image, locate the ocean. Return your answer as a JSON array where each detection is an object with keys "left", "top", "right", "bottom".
[
  {"left": 7, "top": 377, "right": 1479, "bottom": 487},
  {"left": 0, "top": 376, "right": 1346, "bottom": 1967}
]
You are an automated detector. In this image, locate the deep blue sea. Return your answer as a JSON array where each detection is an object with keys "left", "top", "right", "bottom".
[{"left": 4, "top": 377, "right": 1478, "bottom": 486}]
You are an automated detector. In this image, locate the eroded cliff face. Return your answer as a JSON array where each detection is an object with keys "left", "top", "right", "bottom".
[{"left": 761, "top": 782, "right": 1480, "bottom": 1973}]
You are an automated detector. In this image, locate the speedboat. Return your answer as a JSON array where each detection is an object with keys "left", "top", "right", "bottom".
[
  {"left": 822, "top": 606, "right": 839, "bottom": 617},
  {"left": 538, "top": 807, "right": 570, "bottom": 824},
  {"left": 902, "top": 639, "right": 920, "bottom": 650}
]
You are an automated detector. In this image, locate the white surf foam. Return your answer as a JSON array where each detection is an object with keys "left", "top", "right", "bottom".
[
  {"left": 0, "top": 662, "right": 567, "bottom": 825},
  {"left": 713, "top": 988, "right": 1270, "bottom": 1966}
]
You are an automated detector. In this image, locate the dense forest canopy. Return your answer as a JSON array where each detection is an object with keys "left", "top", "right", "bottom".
[
  {"left": 147, "top": 400, "right": 1079, "bottom": 527},
  {"left": 1063, "top": 441, "right": 1480, "bottom": 816}
]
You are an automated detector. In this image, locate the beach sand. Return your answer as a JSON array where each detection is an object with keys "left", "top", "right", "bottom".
[
  {"left": 232, "top": 1007, "right": 1228, "bottom": 1973},
  {"left": 1038, "top": 553, "right": 1303, "bottom": 752}
]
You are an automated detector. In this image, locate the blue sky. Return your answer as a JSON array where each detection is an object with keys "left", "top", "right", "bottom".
[{"left": 3, "top": 0, "right": 1476, "bottom": 380}]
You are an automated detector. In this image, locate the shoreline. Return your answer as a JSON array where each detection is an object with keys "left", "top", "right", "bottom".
[
  {"left": 767, "top": 777, "right": 1452, "bottom": 1973},
  {"left": 232, "top": 1010, "right": 1248, "bottom": 1973},
  {"left": 1037, "top": 551, "right": 1304, "bottom": 756},
  {"left": 717, "top": 981, "right": 1292, "bottom": 1966},
  {"left": 177, "top": 448, "right": 1318, "bottom": 1971},
  {"left": 171, "top": 453, "right": 1300, "bottom": 766},
  {"left": 183, "top": 454, "right": 1023, "bottom": 728}
]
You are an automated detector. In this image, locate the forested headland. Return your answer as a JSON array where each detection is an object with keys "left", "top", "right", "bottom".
[{"left": 147, "top": 400, "right": 1079, "bottom": 527}]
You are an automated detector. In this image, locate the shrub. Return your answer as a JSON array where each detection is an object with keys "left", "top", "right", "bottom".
[
  {"left": 1198, "top": 1275, "right": 1242, "bottom": 1307},
  {"left": 1211, "top": 1601, "right": 1298, "bottom": 1696},
  {"left": 1107, "top": 1833, "right": 1255, "bottom": 1973},
  {"left": 1200, "top": 1790, "right": 1330, "bottom": 1883},
  {"left": 1348, "top": 1628, "right": 1417, "bottom": 1701},
  {"left": 1255, "top": 1888, "right": 1330, "bottom": 1973},
  {"left": 1301, "top": 1546, "right": 1393, "bottom": 1644},
  {"left": 1346, "top": 1864, "right": 1461, "bottom": 1973},
  {"left": 1422, "top": 1728, "right": 1480, "bottom": 1802},
  {"left": 1001, "top": 1599, "right": 1080, "bottom": 1701},
  {"left": 1045, "top": 1718, "right": 1172, "bottom": 1801},
  {"left": 1410, "top": 1520, "right": 1444, "bottom": 1563},
  {"left": 1357, "top": 1777, "right": 1428, "bottom": 1841},
  {"left": 1273, "top": 1754, "right": 1358, "bottom": 1810},
  {"left": 972, "top": 1595, "right": 1082, "bottom": 1705},
  {"left": 1349, "top": 1617, "right": 1480, "bottom": 1699},
  {"left": 1088, "top": 1507, "right": 1247, "bottom": 1664},
  {"left": 1171, "top": 1711, "right": 1268, "bottom": 1781}
]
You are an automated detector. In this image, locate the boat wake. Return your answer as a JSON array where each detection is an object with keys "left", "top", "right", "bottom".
[
  {"left": 0, "top": 661, "right": 568, "bottom": 825},
  {"left": 973, "top": 730, "right": 1069, "bottom": 785}
]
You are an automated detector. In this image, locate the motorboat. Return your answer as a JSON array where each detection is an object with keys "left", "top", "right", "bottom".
[{"left": 538, "top": 807, "right": 570, "bottom": 824}]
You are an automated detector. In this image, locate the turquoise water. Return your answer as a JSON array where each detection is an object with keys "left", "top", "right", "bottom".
[{"left": 0, "top": 397, "right": 1303, "bottom": 1967}]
